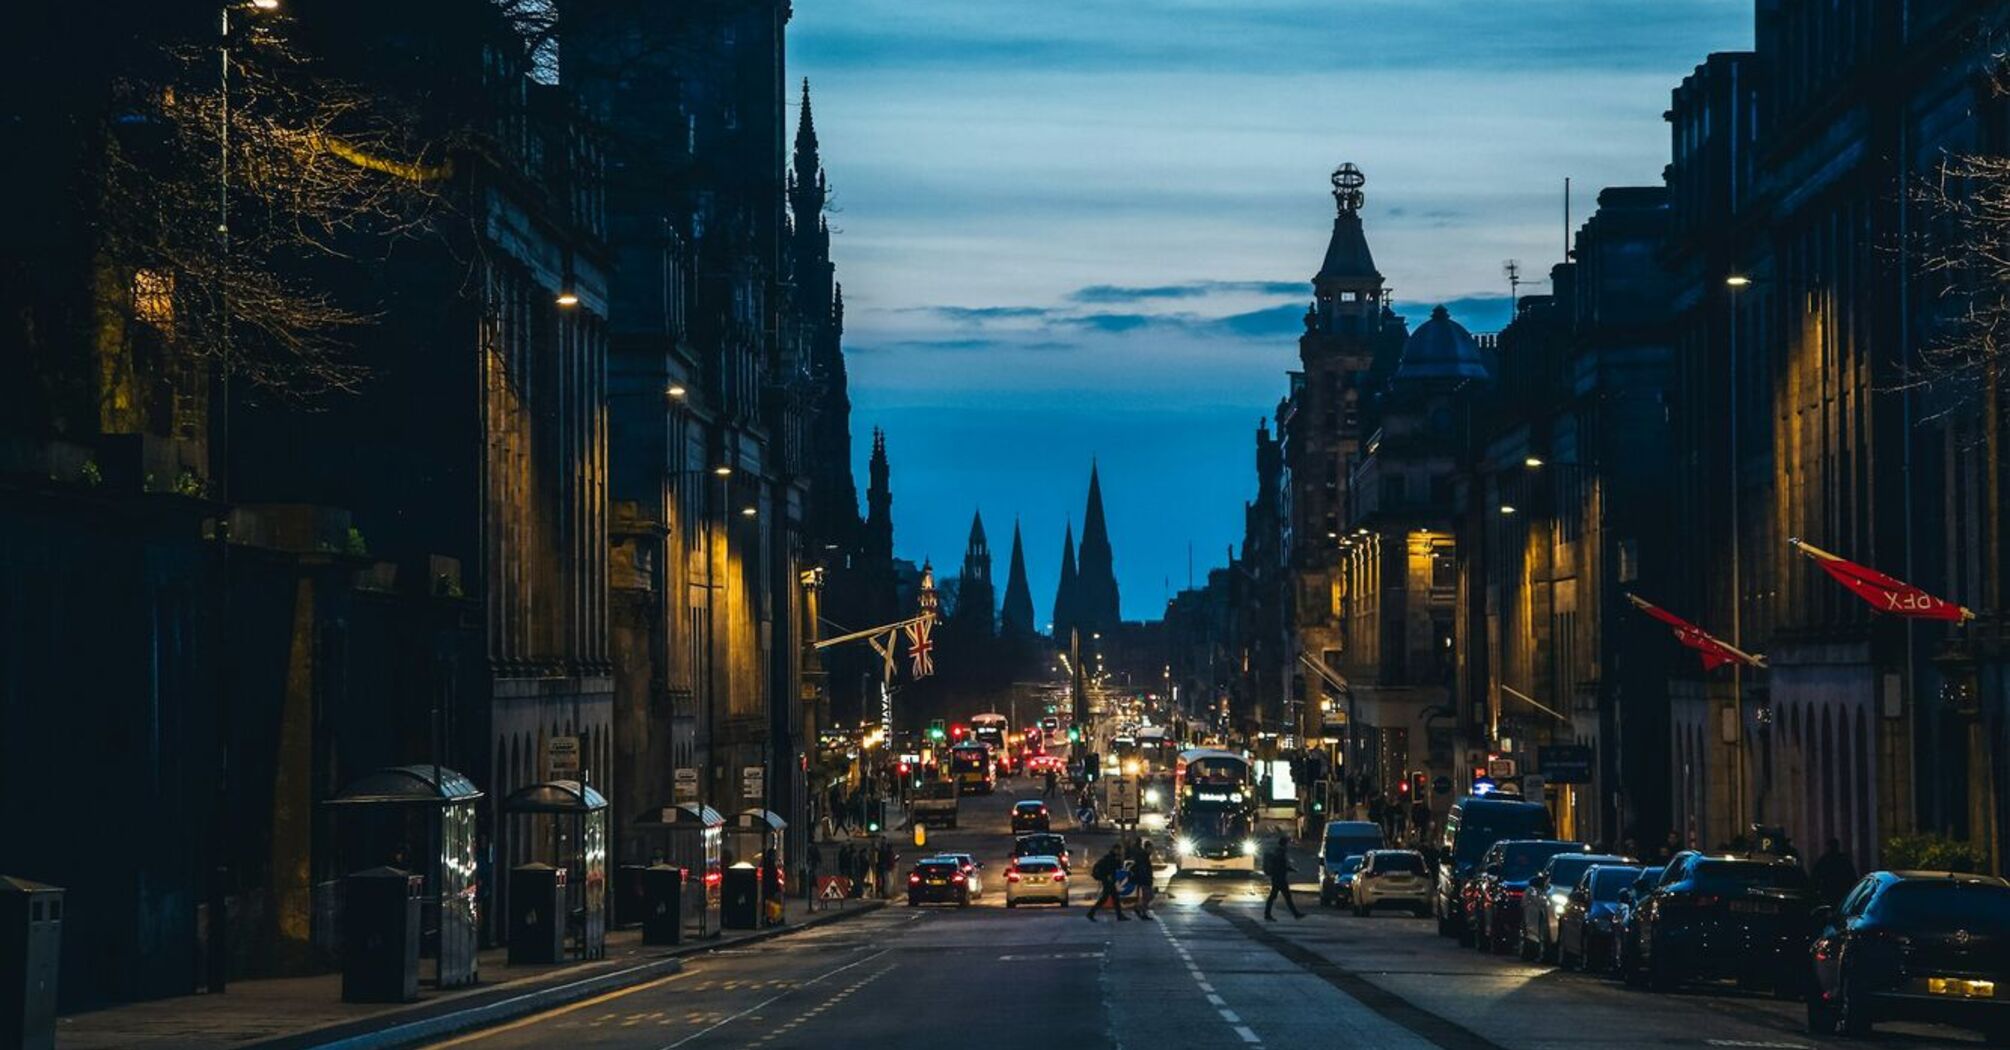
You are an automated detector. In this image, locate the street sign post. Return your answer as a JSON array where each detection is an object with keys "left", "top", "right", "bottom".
[
  {"left": 1107, "top": 775, "right": 1140, "bottom": 826},
  {"left": 1536, "top": 744, "right": 1593, "bottom": 784},
  {"left": 741, "top": 765, "right": 764, "bottom": 800},
  {"left": 673, "top": 767, "right": 699, "bottom": 803}
]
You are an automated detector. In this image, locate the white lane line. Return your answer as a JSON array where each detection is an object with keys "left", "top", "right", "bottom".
[
  {"left": 1234, "top": 1025, "right": 1261, "bottom": 1044},
  {"left": 1160, "top": 915, "right": 1262, "bottom": 1047},
  {"left": 1206, "top": 994, "right": 1226, "bottom": 1007},
  {"left": 656, "top": 950, "right": 888, "bottom": 1050},
  {"left": 1219, "top": 1008, "right": 1242, "bottom": 1024}
]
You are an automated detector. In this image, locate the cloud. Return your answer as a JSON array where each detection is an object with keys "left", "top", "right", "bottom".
[
  {"left": 906, "top": 305, "right": 1054, "bottom": 323},
  {"left": 1392, "top": 295, "right": 1517, "bottom": 333},
  {"left": 1068, "top": 280, "right": 1306, "bottom": 303}
]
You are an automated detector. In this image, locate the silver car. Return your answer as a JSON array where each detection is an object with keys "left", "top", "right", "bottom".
[{"left": 1352, "top": 849, "right": 1432, "bottom": 917}]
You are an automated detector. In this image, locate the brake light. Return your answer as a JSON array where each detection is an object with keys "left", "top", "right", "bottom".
[
  {"left": 909, "top": 873, "right": 921, "bottom": 885},
  {"left": 1007, "top": 873, "right": 1021, "bottom": 883},
  {"left": 1054, "top": 874, "right": 1067, "bottom": 883}
]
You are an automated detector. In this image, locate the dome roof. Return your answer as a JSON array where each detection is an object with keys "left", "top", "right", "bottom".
[{"left": 1394, "top": 305, "right": 1489, "bottom": 382}]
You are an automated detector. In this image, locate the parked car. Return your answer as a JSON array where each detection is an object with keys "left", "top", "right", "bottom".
[
  {"left": 1011, "top": 799, "right": 1052, "bottom": 833},
  {"left": 1434, "top": 795, "right": 1557, "bottom": 944},
  {"left": 1319, "top": 820, "right": 1383, "bottom": 906},
  {"left": 1004, "top": 855, "right": 1071, "bottom": 908},
  {"left": 1352, "top": 849, "right": 1432, "bottom": 917},
  {"left": 1324, "top": 855, "right": 1365, "bottom": 908},
  {"left": 907, "top": 857, "right": 971, "bottom": 907},
  {"left": 1520, "top": 853, "right": 1632, "bottom": 962},
  {"left": 1471, "top": 839, "right": 1588, "bottom": 954},
  {"left": 1556, "top": 864, "right": 1641, "bottom": 972},
  {"left": 1635, "top": 852, "right": 1813, "bottom": 993},
  {"left": 1807, "top": 871, "right": 2010, "bottom": 1040},
  {"left": 1611, "top": 865, "right": 1666, "bottom": 981}
]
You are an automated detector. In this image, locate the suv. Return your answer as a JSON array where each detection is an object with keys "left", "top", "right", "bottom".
[
  {"left": 1808, "top": 871, "right": 2010, "bottom": 1040},
  {"left": 1519, "top": 853, "right": 1632, "bottom": 962},
  {"left": 1352, "top": 849, "right": 1432, "bottom": 917},
  {"left": 1635, "top": 852, "right": 1813, "bottom": 993},
  {"left": 1434, "top": 795, "right": 1557, "bottom": 943}
]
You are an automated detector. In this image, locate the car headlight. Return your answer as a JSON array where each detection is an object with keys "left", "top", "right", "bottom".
[
  {"left": 1144, "top": 788, "right": 1161, "bottom": 805},
  {"left": 1176, "top": 837, "right": 1195, "bottom": 857},
  {"left": 1242, "top": 839, "right": 1258, "bottom": 857}
]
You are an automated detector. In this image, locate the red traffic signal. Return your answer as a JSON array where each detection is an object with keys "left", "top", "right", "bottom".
[{"left": 1398, "top": 779, "right": 1410, "bottom": 794}]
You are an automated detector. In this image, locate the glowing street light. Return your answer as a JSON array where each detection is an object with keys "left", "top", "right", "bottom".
[
  {"left": 1500, "top": 504, "right": 1518, "bottom": 515},
  {"left": 1724, "top": 274, "right": 1753, "bottom": 288},
  {"left": 667, "top": 384, "right": 687, "bottom": 398}
]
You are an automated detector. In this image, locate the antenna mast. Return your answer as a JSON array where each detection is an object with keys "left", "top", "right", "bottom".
[{"left": 1503, "top": 259, "right": 1523, "bottom": 315}]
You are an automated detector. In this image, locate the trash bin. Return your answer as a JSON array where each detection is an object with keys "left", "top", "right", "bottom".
[
  {"left": 614, "top": 864, "right": 649, "bottom": 928},
  {"left": 720, "top": 864, "right": 759, "bottom": 930},
  {"left": 341, "top": 867, "right": 421, "bottom": 1004},
  {"left": 0, "top": 877, "right": 62, "bottom": 1050},
  {"left": 508, "top": 863, "right": 566, "bottom": 965},
  {"left": 641, "top": 864, "right": 683, "bottom": 946}
]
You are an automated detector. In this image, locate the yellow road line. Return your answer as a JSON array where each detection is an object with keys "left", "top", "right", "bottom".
[{"left": 422, "top": 968, "right": 693, "bottom": 1048}]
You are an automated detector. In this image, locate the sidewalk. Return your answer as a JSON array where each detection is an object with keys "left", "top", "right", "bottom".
[{"left": 57, "top": 896, "right": 884, "bottom": 1050}]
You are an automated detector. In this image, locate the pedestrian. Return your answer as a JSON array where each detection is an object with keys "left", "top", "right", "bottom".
[
  {"left": 1129, "top": 839, "right": 1157, "bottom": 920},
  {"left": 806, "top": 840, "right": 823, "bottom": 903},
  {"left": 875, "top": 839, "right": 898, "bottom": 900},
  {"left": 761, "top": 848, "right": 785, "bottom": 925},
  {"left": 1044, "top": 767, "right": 1058, "bottom": 799},
  {"left": 1811, "top": 838, "right": 1859, "bottom": 905},
  {"left": 1086, "top": 844, "right": 1129, "bottom": 922},
  {"left": 1661, "top": 831, "right": 1682, "bottom": 862},
  {"left": 1263, "top": 832, "right": 1303, "bottom": 921}
]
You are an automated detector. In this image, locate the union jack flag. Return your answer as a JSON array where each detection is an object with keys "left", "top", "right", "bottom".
[{"left": 905, "top": 617, "right": 935, "bottom": 678}]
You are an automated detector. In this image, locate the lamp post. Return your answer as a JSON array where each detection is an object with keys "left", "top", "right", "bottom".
[{"left": 1725, "top": 274, "right": 1757, "bottom": 834}]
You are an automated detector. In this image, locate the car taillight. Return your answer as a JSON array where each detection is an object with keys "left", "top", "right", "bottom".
[
  {"left": 1054, "top": 874, "right": 1067, "bottom": 883},
  {"left": 909, "top": 873, "right": 921, "bottom": 885},
  {"left": 1007, "top": 873, "right": 1021, "bottom": 882}
]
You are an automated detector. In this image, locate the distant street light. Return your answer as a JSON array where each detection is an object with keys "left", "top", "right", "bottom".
[
  {"left": 740, "top": 506, "right": 758, "bottom": 518},
  {"left": 667, "top": 384, "right": 687, "bottom": 398},
  {"left": 1524, "top": 455, "right": 1545, "bottom": 468},
  {"left": 713, "top": 465, "right": 733, "bottom": 477},
  {"left": 1500, "top": 504, "right": 1518, "bottom": 515},
  {"left": 1724, "top": 274, "right": 1753, "bottom": 288},
  {"left": 555, "top": 288, "right": 580, "bottom": 307}
]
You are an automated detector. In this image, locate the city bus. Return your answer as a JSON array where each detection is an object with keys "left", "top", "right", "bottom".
[
  {"left": 1172, "top": 748, "right": 1257, "bottom": 873},
  {"left": 969, "top": 712, "right": 1009, "bottom": 752},
  {"left": 948, "top": 743, "right": 996, "bottom": 795},
  {"left": 1136, "top": 726, "right": 1179, "bottom": 775}
]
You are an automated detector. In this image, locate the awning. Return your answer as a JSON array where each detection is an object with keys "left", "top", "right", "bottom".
[
  {"left": 736, "top": 808, "right": 787, "bottom": 832},
  {"left": 635, "top": 802, "right": 724, "bottom": 829},
  {"left": 502, "top": 780, "right": 608, "bottom": 814},
  {"left": 325, "top": 765, "right": 483, "bottom": 806}
]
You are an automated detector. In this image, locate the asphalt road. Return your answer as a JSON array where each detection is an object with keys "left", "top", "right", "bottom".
[{"left": 423, "top": 779, "right": 1995, "bottom": 1050}]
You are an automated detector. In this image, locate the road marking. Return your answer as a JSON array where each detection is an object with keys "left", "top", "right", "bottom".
[
  {"left": 422, "top": 970, "right": 693, "bottom": 1047},
  {"left": 1234, "top": 1025, "right": 1261, "bottom": 1043},
  {"left": 1219, "top": 1008, "right": 1242, "bottom": 1023},
  {"left": 656, "top": 949, "right": 888, "bottom": 1049},
  {"left": 1206, "top": 993, "right": 1226, "bottom": 1006},
  {"left": 1159, "top": 909, "right": 1262, "bottom": 1047},
  {"left": 997, "top": 951, "right": 1104, "bottom": 960}
]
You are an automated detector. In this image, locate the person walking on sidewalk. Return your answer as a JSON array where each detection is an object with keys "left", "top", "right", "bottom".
[
  {"left": 1086, "top": 844, "right": 1129, "bottom": 922},
  {"left": 874, "top": 839, "right": 898, "bottom": 900},
  {"left": 1263, "top": 833, "right": 1303, "bottom": 921},
  {"left": 1129, "top": 839, "right": 1157, "bottom": 920}
]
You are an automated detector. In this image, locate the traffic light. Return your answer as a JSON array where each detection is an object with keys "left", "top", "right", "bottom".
[
  {"left": 866, "top": 799, "right": 886, "bottom": 833},
  {"left": 1397, "top": 777, "right": 1410, "bottom": 796},
  {"left": 928, "top": 719, "right": 946, "bottom": 742},
  {"left": 1410, "top": 772, "right": 1428, "bottom": 799},
  {"left": 950, "top": 723, "right": 968, "bottom": 741},
  {"left": 1066, "top": 725, "right": 1081, "bottom": 743}
]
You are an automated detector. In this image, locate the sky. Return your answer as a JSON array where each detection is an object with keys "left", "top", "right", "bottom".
[{"left": 790, "top": 0, "right": 1752, "bottom": 622}]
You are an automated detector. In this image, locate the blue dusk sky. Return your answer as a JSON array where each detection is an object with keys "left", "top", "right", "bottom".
[{"left": 790, "top": 0, "right": 1751, "bottom": 622}]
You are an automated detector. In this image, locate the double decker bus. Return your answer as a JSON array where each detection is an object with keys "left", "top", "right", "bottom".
[
  {"left": 948, "top": 743, "right": 996, "bottom": 795},
  {"left": 1172, "top": 748, "right": 1257, "bottom": 873},
  {"left": 969, "top": 712, "right": 1008, "bottom": 752},
  {"left": 1136, "top": 726, "right": 1179, "bottom": 775}
]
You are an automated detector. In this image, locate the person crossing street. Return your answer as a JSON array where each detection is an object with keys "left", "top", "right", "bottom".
[
  {"left": 1263, "top": 832, "right": 1303, "bottom": 921},
  {"left": 1086, "top": 844, "right": 1129, "bottom": 921}
]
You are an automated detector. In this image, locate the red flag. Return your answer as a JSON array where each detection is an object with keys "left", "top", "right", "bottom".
[
  {"left": 1625, "top": 593, "right": 1766, "bottom": 671},
  {"left": 1788, "top": 538, "right": 1974, "bottom": 622}
]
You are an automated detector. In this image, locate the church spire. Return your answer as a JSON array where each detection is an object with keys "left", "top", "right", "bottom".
[
  {"left": 1074, "top": 462, "right": 1120, "bottom": 634},
  {"left": 1001, "top": 519, "right": 1034, "bottom": 638},
  {"left": 1052, "top": 521, "right": 1078, "bottom": 642},
  {"left": 955, "top": 510, "right": 995, "bottom": 638}
]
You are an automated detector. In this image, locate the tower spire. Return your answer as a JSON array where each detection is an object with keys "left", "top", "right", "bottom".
[
  {"left": 1075, "top": 462, "right": 1120, "bottom": 634},
  {"left": 955, "top": 509, "right": 995, "bottom": 638},
  {"left": 1052, "top": 520, "right": 1078, "bottom": 642},
  {"left": 1001, "top": 519, "right": 1035, "bottom": 638}
]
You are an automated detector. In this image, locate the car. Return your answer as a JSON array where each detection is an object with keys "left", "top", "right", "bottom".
[
  {"left": 1013, "top": 832, "right": 1072, "bottom": 870},
  {"left": 1005, "top": 855, "right": 1072, "bottom": 908},
  {"left": 1011, "top": 799, "right": 1052, "bottom": 833},
  {"left": 1319, "top": 821, "right": 1383, "bottom": 906},
  {"left": 1519, "top": 853, "right": 1632, "bottom": 962},
  {"left": 933, "top": 852, "right": 984, "bottom": 898},
  {"left": 1324, "top": 855, "right": 1365, "bottom": 908},
  {"left": 1352, "top": 849, "right": 1432, "bottom": 917},
  {"left": 1635, "top": 852, "right": 1813, "bottom": 994},
  {"left": 1026, "top": 753, "right": 1065, "bottom": 776},
  {"left": 907, "top": 857, "right": 971, "bottom": 907},
  {"left": 1555, "top": 864, "right": 1641, "bottom": 972},
  {"left": 1805, "top": 871, "right": 2010, "bottom": 1040},
  {"left": 1610, "top": 864, "right": 1665, "bottom": 980},
  {"left": 1470, "top": 839, "right": 1588, "bottom": 954},
  {"left": 1434, "top": 795, "right": 1557, "bottom": 944}
]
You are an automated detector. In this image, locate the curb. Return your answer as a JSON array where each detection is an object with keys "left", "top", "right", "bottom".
[{"left": 257, "top": 900, "right": 886, "bottom": 1050}]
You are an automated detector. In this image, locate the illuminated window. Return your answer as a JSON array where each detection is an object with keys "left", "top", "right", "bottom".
[{"left": 133, "top": 269, "right": 174, "bottom": 326}]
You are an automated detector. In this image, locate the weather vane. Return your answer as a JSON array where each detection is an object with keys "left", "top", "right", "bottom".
[{"left": 1331, "top": 162, "right": 1366, "bottom": 214}]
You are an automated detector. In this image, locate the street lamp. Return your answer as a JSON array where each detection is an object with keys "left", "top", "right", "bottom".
[
  {"left": 1524, "top": 455, "right": 1545, "bottom": 468},
  {"left": 1499, "top": 504, "right": 1518, "bottom": 515}
]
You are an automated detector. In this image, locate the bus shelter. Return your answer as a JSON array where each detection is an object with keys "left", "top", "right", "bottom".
[
  {"left": 324, "top": 765, "right": 482, "bottom": 988},
  {"left": 632, "top": 803, "right": 722, "bottom": 937},
  {"left": 501, "top": 780, "right": 608, "bottom": 960}
]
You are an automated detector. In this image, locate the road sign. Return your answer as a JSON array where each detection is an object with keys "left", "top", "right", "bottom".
[
  {"left": 1107, "top": 775, "right": 1140, "bottom": 825},
  {"left": 741, "top": 765, "right": 764, "bottom": 800},
  {"left": 673, "top": 767, "right": 699, "bottom": 803},
  {"left": 1536, "top": 744, "right": 1593, "bottom": 784},
  {"left": 816, "top": 876, "right": 851, "bottom": 901},
  {"left": 546, "top": 736, "right": 581, "bottom": 779},
  {"left": 1487, "top": 757, "right": 1517, "bottom": 779}
]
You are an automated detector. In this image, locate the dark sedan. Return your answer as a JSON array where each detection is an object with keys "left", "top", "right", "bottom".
[
  {"left": 1556, "top": 864, "right": 1641, "bottom": 972},
  {"left": 1636, "top": 852, "right": 1813, "bottom": 993},
  {"left": 1613, "top": 864, "right": 1670, "bottom": 982},
  {"left": 1471, "top": 839, "right": 1588, "bottom": 954},
  {"left": 1807, "top": 871, "right": 2010, "bottom": 1041},
  {"left": 906, "top": 857, "right": 971, "bottom": 907},
  {"left": 1011, "top": 799, "right": 1052, "bottom": 833}
]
